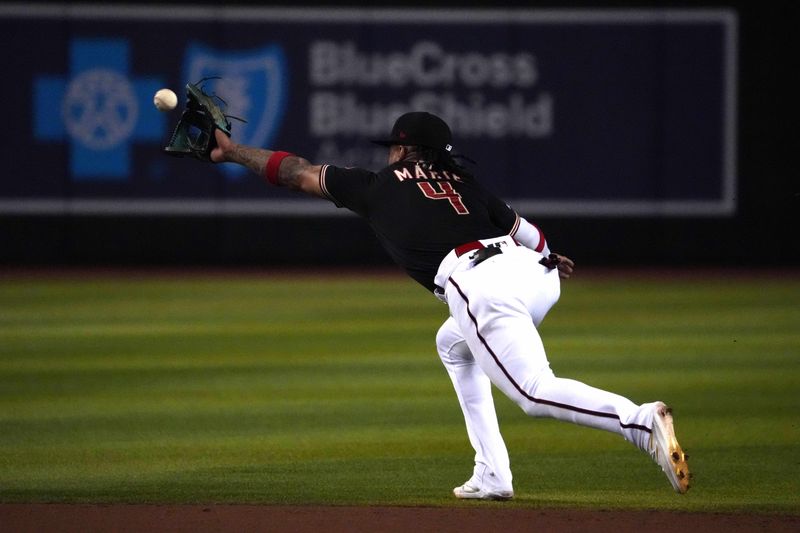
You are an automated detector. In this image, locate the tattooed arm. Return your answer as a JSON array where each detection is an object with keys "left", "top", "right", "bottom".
[{"left": 210, "top": 129, "right": 324, "bottom": 198}]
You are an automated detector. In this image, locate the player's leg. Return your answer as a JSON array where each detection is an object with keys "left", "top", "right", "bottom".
[
  {"left": 436, "top": 317, "right": 513, "bottom": 499},
  {"left": 447, "top": 247, "right": 691, "bottom": 492},
  {"left": 445, "top": 249, "right": 654, "bottom": 452}
]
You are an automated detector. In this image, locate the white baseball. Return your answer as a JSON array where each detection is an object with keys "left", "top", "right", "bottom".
[{"left": 153, "top": 88, "right": 178, "bottom": 111}]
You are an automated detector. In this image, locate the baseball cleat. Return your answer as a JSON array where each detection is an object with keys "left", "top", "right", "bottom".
[
  {"left": 453, "top": 481, "right": 514, "bottom": 501},
  {"left": 649, "top": 401, "right": 691, "bottom": 494}
]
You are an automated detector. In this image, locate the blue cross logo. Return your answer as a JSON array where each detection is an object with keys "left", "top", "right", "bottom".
[{"left": 33, "top": 39, "right": 164, "bottom": 181}]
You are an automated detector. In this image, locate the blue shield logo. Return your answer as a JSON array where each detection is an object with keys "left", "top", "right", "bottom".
[{"left": 183, "top": 43, "right": 288, "bottom": 179}]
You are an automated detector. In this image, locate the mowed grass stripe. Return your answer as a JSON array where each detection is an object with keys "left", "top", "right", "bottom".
[{"left": 1, "top": 272, "right": 798, "bottom": 512}]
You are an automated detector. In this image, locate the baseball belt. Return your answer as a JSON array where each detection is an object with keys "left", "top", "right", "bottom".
[
  {"left": 467, "top": 245, "right": 504, "bottom": 266},
  {"left": 455, "top": 239, "right": 563, "bottom": 269},
  {"left": 455, "top": 240, "right": 509, "bottom": 266}
]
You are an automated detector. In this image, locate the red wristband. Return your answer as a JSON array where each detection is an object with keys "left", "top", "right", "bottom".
[{"left": 265, "top": 151, "right": 294, "bottom": 185}]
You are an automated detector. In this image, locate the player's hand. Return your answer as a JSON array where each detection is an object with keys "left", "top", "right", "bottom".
[
  {"left": 210, "top": 128, "right": 234, "bottom": 163},
  {"left": 553, "top": 254, "right": 574, "bottom": 279},
  {"left": 540, "top": 253, "right": 575, "bottom": 279}
]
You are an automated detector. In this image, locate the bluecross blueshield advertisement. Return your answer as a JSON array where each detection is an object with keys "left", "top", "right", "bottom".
[{"left": 0, "top": 5, "right": 737, "bottom": 217}]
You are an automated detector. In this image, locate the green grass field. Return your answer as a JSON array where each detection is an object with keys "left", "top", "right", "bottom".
[{"left": 1, "top": 271, "right": 798, "bottom": 514}]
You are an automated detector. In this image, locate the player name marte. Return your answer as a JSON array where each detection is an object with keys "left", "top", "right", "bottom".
[{"left": 393, "top": 164, "right": 464, "bottom": 183}]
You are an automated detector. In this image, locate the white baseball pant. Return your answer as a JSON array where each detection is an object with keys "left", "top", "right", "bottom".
[{"left": 435, "top": 240, "right": 656, "bottom": 492}]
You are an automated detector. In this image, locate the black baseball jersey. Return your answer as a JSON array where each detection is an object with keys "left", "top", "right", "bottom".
[{"left": 319, "top": 160, "right": 519, "bottom": 292}]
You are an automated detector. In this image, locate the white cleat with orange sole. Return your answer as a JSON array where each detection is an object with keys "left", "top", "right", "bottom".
[{"left": 649, "top": 401, "right": 692, "bottom": 493}]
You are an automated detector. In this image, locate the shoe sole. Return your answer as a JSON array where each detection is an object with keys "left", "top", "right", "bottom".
[
  {"left": 652, "top": 402, "right": 692, "bottom": 493},
  {"left": 453, "top": 487, "right": 514, "bottom": 501}
]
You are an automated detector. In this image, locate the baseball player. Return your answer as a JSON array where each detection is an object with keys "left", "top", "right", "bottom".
[{"left": 207, "top": 111, "right": 691, "bottom": 498}]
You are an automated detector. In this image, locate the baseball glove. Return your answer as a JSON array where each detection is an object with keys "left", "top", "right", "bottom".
[{"left": 163, "top": 78, "right": 245, "bottom": 161}]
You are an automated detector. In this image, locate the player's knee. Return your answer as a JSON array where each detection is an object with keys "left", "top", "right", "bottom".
[
  {"left": 435, "top": 319, "right": 457, "bottom": 353},
  {"left": 436, "top": 320, "right": 472, "bottom": 366},
  {"left": 514, "top": 368, "right": 556, "bottom": 417},
  {"left": 519, "top": 403, "right": 539, "bottom": 417}
]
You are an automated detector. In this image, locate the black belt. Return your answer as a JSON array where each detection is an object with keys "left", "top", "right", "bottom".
[
  {"left": 469, "top": 245, "right": 504, "bottom": 266},
  {"left": 455, "top": 240, "right": 507, "bottom": 266},
  {"left": 456, "top": 239, "right": 560, "bottom": 268},
  {"left": 465, "top": 246, "right": 562, "bottom": 270},
  {"left": 434, "top": 241, "right": 561, "bottom": 296},
  {"left": 433, "top": 241, "right": 503, "bottom": 296}
]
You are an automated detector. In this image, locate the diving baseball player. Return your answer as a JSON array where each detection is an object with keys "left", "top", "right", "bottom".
[{"left": 202, "top": 111, "right": 691, "bottom": 498}]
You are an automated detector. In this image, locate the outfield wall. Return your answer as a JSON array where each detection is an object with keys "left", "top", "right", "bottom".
[{"left": 0, "top": 1, "right": 796, "bottom": 267}]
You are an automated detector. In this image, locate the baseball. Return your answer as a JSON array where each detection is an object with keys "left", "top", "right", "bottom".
[{"left": 153, "top": 88, "right": 178, "bottom": 111}]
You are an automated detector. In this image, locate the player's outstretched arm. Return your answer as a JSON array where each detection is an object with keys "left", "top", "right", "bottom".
[{"left": 210, "top": 129, "right": 324, "bottom": 198}]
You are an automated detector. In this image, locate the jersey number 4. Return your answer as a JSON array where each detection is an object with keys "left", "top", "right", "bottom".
[{"left": 417, "top": 182, "right": 470, "bottom": 215}]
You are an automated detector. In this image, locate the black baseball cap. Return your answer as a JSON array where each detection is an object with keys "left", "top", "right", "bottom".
[{"left": 371, "top": 111, "right": 453, "bottom": 153}]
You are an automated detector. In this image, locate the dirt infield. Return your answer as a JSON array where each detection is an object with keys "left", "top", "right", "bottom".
[{"left": 1, "top": 504, "right": 798, "bottom": 533}]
